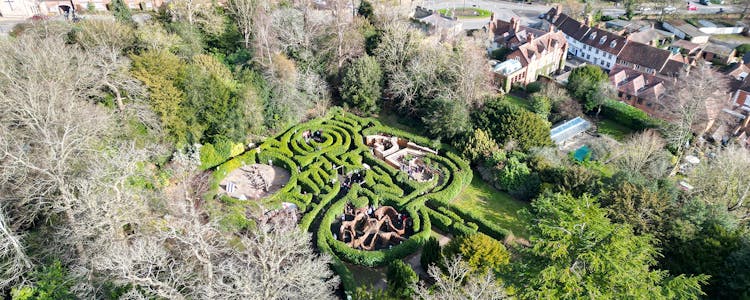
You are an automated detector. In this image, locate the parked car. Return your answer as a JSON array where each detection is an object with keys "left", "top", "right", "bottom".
[
  {"left": 688, "top": 3, "right": 698, "bottom": 10},
  {"left": 700, "top": 0, "right": 711, "bottom": 5},
  {"left": 664, "top": 6, "right": 677, "bottom": 13}
]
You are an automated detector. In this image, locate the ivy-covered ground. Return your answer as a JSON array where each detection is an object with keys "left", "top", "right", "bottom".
[{"left": 208, "top": 109, "right": 517, "bottom": 292}]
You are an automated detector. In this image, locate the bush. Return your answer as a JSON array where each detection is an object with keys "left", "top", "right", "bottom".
[
  {"left": 386, "top": 260, "right": 417, "bottom": 297},
  {"left": 526, "top": 81, "right": 543, "bottom": 94},
  {"left": 443, "top": 233, "right": 510, "bottom": 275},
  {"left": 530, "top": 94, "right": 552, "bottom": 120},
  {"left": 736, "top": 44, "right": 750, "bottom": 56}
]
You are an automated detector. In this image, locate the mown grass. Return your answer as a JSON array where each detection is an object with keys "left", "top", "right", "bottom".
[
  {"left": 451, "top": 171, "right": 531, "bottom": 238},
  {"left": 597, "top": 118, "right": 635, "bottom": 141},
  {"left": 437, "top": 7, "right": 492, "bottom": 19}
]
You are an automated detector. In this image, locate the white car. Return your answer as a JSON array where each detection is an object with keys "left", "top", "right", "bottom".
[{"left": 664, "top": 6, "right": 677, "bottom": 13}]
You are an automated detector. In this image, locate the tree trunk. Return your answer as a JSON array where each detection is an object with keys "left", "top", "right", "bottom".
[{"left": 105, "top": 81, "right": 124, "bottom": 111}]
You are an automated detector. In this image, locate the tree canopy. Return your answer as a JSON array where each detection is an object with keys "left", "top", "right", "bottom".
[
  {"left": 514, "top": 193, "right": 708, "bottom": 299},
  {"left": 473, "top": 98, "right": 553, "bottom": 151}
]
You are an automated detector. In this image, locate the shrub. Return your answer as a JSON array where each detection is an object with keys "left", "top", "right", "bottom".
[
  {"left": 526, "top": 81, "right": 543, "bottom": 94},
  {"left": 530, "top": 94, "right": 552, "bottom": 120},
  {"left": 386, "top": 260, "right": 417, "bottom": 297},
  {"left": 443, "top": 233, "right": 510, "bottom": 275}
]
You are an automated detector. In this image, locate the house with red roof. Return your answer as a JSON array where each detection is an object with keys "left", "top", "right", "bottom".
[{"left": 489, "top": 15, "right": 568, "bottom": 92}]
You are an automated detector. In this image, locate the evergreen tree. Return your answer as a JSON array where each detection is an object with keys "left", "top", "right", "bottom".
[
  {"left": 110, "top": 0, "right": 132, "bottom": 23},
  {"left": 420, "top": 236, "right": 442, "bottom": 272},
  {"left": 386, "top": 260, "right": 417, "bottom": 298},
  {"left": 340, "top": 55, "right": 383, "bottom": 114},
  {"left": 514, "top": 193, "right": 708, "bottom": 299},
  {"left": 473, "top": 98, "right": 553, "bottom": 151}
]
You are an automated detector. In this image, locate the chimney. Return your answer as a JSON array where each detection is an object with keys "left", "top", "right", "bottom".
[
  {"left": 510, "top": 17, "right": 520, "bottom": 34},
  {"left": 527, "top": 32, "right": 535, "bottom": 42},
  {"left": 554, "top": 4, "right": 562, "bottom": 17},
  {"left": 584, "top": 14, "right": 592, "bottom": 27},
  {"left": 549, "top": 23, "right": 556, "bottom": 33}
]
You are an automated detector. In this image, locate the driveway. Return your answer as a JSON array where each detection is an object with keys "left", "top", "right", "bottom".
[{"left": 421, "top": 0, "right": 552, "bottom": 29}]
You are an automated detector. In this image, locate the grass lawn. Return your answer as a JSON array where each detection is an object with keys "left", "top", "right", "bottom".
[
  {"left": 376, "top": 111, "right": 426, "bottom": 136},
  {"left": 597, "top": 118, "right": 634, "bottom": 141},
  {"left": 504, "top": 94, "right": 532, "bottom": 111},
  {"left": 437, "top": 7, "right": 492, "bottom": 19},
  {"left": 451, "top": 170, "right": 531, "bottom": 238}
]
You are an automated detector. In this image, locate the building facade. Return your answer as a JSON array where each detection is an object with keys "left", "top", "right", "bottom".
[
  {"left": 544, "top": 6, "right": 687, "bottom": 77},
  {"left": 489, "top": 15, "right": 568, "bottom": 92}
]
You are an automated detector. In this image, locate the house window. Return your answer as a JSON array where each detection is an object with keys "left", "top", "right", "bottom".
[
  {"left": 610, "top": 40, "right": 617, "bottom": 48},
  {"left": 587, "top": 54, "right": 591, "bottom": 59},
  {"left": 618, "top": 91, "right": 624, "bottom": 97},
  {"left": 590, "top": 32, "right": 597, "bottom": 40},
  {"left": 599, "top": 36, "right": 607, "bottom": 45},
  {"left": 637, "top": 98, "right": 643, "bottom": 104}
]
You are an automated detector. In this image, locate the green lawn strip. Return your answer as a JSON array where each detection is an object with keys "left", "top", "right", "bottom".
[
  {"left": 450, "top": 170, "right": 531, "bottom": 238},
  {"left": 596, "top": 118, "right": 634, "bottom": 141},
  {"left": 437, "top": 7, "right": 492, "bottom": 19}
]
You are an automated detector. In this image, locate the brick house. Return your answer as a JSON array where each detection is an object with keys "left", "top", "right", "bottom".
[
  {"left": 609, "top": 65, "right": 671, "bottom": 119},
  {"left": 489, "top": 15, "right": 568, "bottom": 92},
  {"left": 543, "top": 6, "right": 688, "bottom": 77}
]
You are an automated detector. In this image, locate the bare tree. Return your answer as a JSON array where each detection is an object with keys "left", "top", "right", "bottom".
[
  {"left": 228, "top": 0, "right": 277, "bottom": 68},
  {"left": 445, "top": 40, "right": 491, "bottom": 108},
  {"left": 414, "top": 256, "right": 507, "bottom": 300},
  {"left": 661, "top": 63, "right": 730, "bottom": 171},
  {"left": 0, "top": 208, "right": 31, "bottom": 289},
  {"left": 0, "top": 32, "right": 112, "bottom": 235},
  {"left": 75, "top": 19, "right": 145, "bottom": 112},
  {"left": 168, "top": 0, "right": 211, "bottom": 25},
  {"left": 610, "top": 130, "right": 670, "bottom": 179},
  {"left": 690, "top": 144, "right": 750, "bottom": 221}
]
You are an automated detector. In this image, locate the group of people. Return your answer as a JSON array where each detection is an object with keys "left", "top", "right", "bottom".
[
  {"left": 400, "top": 163, "right": 430, "bottom": 179},
  {"left": 301, "top": 129, "right": 324, "bottom": 144},
  {"left": 341, "top": 171, "right": 365, "bottom": 191}
]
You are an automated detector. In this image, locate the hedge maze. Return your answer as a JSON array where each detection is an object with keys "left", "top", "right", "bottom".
[{"left": 210, "top": 109, "right": 511, "bottom": 291}]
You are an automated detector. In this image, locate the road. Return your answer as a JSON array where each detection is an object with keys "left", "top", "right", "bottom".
[
  {"left": 420, "top": 0, "right": 552, "bottom": 29},
  {"left": 601, "top": 0, "right": 738, "bottom": 17}
]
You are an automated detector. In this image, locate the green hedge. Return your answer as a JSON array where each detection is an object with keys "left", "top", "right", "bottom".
[
  {"left": 426, "top": 207, "right": 453, "bottom": 231},
  {"left": 600, "top": 99, "right": 661, "bottom": 130}
]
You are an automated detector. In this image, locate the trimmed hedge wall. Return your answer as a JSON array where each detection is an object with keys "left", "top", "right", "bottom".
[
  {"left": 600, "top": 99, "right": 662, "bottom": 130},
  {"left": 208, "top": 108, "right": 515, "bottom": 295}
]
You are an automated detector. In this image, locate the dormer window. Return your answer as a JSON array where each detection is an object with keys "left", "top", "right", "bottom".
[
  {"left": 610, "top": 40, "right": 617, "bottom": 48},
  {"left": 599, "top": 36, "right": 607, "bottom": 45},
  {"left": 590, "top": 32, "right": 597, "bottom": 40}
]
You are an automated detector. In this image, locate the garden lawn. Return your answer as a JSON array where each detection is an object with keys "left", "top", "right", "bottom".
[
  {"left": 451, "top": 171, "right": 531, "bottom": 238},
  {"left": 376, "top": 111, "right": 427, "bottom": 136},
  {"left": 597, "top": 118, "right": 634, "bottom": 141},
  {"left": 437, "top": 7, "right": 492, "bottom": 19},
  {"left": 504, "top": 94, "right": 532, "bottom": 111}
]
